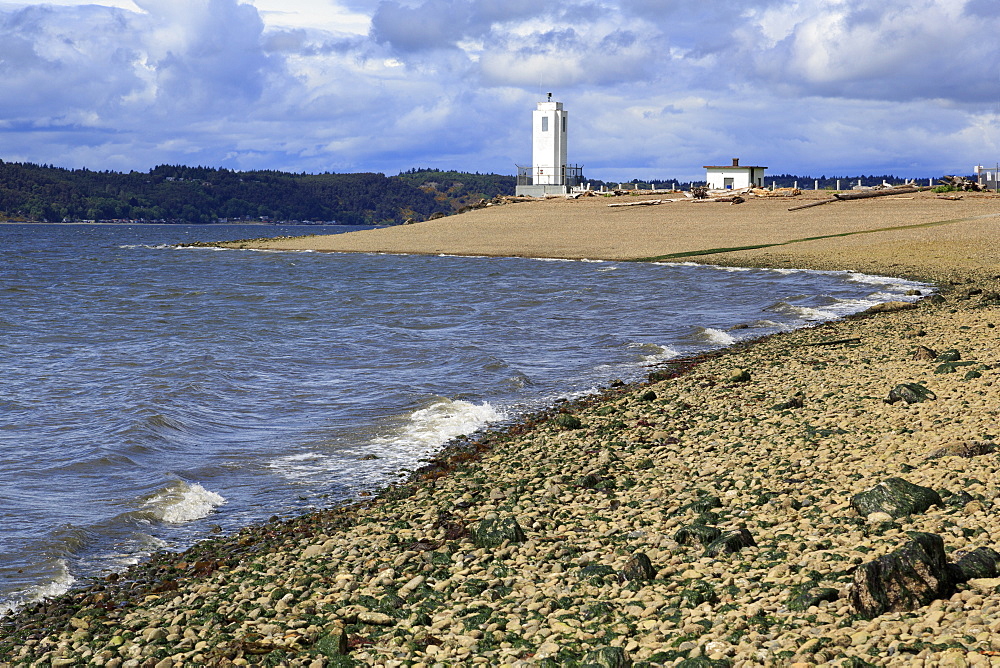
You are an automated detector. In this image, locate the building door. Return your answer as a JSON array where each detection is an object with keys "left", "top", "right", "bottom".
[{"left": 724, "top": 178, "right": 734, "bottom": 189}]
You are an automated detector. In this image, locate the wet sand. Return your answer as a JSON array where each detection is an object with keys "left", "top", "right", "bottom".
[{"left": 4, "top": 191, "right": 1000, "bottom": 667}]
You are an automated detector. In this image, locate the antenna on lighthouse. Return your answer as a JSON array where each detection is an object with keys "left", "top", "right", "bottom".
[{"left": 547, "top": 92, "right": 552, "bottom": 102}]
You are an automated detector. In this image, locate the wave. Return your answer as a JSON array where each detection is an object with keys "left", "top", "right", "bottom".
[
  {"left": 372, "top": 398, "right": 505, "bottom": 456},
  {"left": 696, "top": 328, "right": 737, "bottom": 346},
  {"left": 141, "top": 481, "right": 226, "bottom": 524},
  {"left": 0, "top": 560, "right": 75, "bottom": 617},
  {"left": 626, "top": 342, "right": 681, "bottom": 364},
  {"left": 270, "top": 398, "right": 506, "bottom": 485}
]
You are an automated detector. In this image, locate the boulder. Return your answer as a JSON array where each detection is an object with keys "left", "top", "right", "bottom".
[
  {"left": 728, "top": 369, "right": 751, "bottom": 383},
  {"left": 851, "top": 478, "right": 942, "bottom": 518},
  {"left": 704, "top": 529, "right": 756, "bottom": 557},
  {"left": 885, "top": 382, "right": 936, "bottom": 404},
  {"left": 926, "top": 441, "right": 996, "bottom": 459},
  {"left": 865, "top": 301, "right": 917, "bottom": 314},
  {"left": 552, "top": 413, "right": 583, "bottom": 430},
  {"left": 581, "top": 646, "right": 631, "bottom": 668},
  {"left": 787, "top": 585, "right": 839, "bottom": 611},
  {"left": 674, "top": 523, "right": 722, "bottom": 547},
  {"left": 912, "top": 345, "right": 937, "bottom": 361},
  {"left": 773, "top": 390, "right": 805, "bottom": 410},
  {"left": 954, "top": 547, "right": 1000, "bottom": 582},
  {"left": 848, "top": 532, "right": 956, "bottom": 619},
  {"left": 620, "top": 552, "right": 656, "bottom": 581},
  {"left": 472, "top": 515, "right": 526, "bottom": 549}
]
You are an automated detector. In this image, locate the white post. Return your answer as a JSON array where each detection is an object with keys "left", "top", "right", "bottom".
[
  {"left": 836, "top": 179, "right": 841, "bottom": 191},
  {"left": 814, "top": 179, "right": 819, "bottom": 190},
  {"left": 794, "top": 181, "right": 798, "bottom": 189}
]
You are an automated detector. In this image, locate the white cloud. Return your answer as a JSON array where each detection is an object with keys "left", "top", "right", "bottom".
[{"left": 0, "top": 0, "right": 997, "bottom": 179}]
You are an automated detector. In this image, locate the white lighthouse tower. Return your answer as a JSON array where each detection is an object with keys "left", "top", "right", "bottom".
[{"left": 516, "top": 94, "right": 584, "bottom": 197}]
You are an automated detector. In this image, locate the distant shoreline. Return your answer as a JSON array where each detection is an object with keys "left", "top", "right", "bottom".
[{"left": 208, "top": 190, "right": 1000, "bottom": 284}]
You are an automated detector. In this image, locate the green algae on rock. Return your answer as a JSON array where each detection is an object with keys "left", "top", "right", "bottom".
[{"left": 850, "top": 477, "right": 943, "bottom": 518}]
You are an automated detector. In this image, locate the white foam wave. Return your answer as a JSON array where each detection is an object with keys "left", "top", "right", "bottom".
[
  {"left": 788, "top": 306, "right": 840, "bottom": 321},
  {"left": 270, "top": 399, "right": 506, "bottom": 484},
  {"left": 142, "top": 481, "right": 226, "bottom": 524},
  {"left": 375, "top": 399, "right": 505, "bottom": 454},
  {"left": 845, "top": 271, "right": 918, "bottom": 288},
  {"left": 0, "top": 560, "right": 75, "bottom": 617},
  {"left": 627, "top": 342, "right": 681, "bottom": 364},
  {"left": 699, "top": 328, "right": 737, "bottom": 346}
]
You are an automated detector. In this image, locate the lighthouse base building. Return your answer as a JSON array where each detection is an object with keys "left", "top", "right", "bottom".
[{"left": 515, "top": 96, "right": 585, "bottom": 197}]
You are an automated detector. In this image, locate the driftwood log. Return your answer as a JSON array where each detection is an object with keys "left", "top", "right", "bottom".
[
  {"left": 607, "top": 199, "right": 662, "bottom": 207},
  {"left": 788, "top": 185, "right": 922, "bottom": 211}
]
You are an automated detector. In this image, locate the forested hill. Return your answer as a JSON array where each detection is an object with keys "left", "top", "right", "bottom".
[{"left": 0, "top": 162, "right": 517, "bottom": 225}]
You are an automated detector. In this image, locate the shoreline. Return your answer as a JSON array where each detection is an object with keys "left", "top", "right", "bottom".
[{"left": 4, "top": 198, "right": 1000, "bottom": 666}]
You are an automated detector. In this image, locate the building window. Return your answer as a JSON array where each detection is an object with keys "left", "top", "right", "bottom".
[
  {"left": 562, "top": 116, "right": 566, "bottom": 132},
  {"left": 541, "top": 117, "right": 549, "bottom": 132}
]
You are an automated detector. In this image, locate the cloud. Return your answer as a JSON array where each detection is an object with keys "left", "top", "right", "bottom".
[{"left": 0, "top": 0, "right": 997, "bottom": 179}]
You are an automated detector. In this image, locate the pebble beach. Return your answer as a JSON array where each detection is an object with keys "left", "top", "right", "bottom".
[{"left": 4, "top": 191, "right": 1000, "bottom": 667}]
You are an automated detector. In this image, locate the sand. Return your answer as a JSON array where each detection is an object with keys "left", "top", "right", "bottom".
[
  {"left": 5, "top": 191, "right": 1000, "bottom": 667},
  {"left": 216, "top": 191, "right": 1000, "bottom": 283}
]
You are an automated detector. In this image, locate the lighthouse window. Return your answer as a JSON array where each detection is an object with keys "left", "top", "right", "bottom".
[
  {"left": 562, "top": 116, "right": 566, "bottom": 132},
  {"left": 541, "top": 117, "right": 549, "bottom": 132}
]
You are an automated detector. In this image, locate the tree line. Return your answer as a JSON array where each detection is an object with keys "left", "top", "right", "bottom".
[{"left": 0, "top": 162, "right": 517, "bottom": 225}]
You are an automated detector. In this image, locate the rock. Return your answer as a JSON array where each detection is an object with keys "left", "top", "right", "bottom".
[
  {"left": 728, "top": 369, "right": 751, "bottom": 383},
  {"left": 552, "top": 413, "right": 583, "bottom": 430},
  {"left": 935, "top": 360, "right": 976, "bottom": 374},
  {"left": 943, "top": 491, "right": 975, "bottom": 508},
  {"left": 314, "top": 631, "right": 349, "bottom": 657},
  {"left": 674, "top": 523, "right": 722, "bottom": 547},
  {"left": 620, "top": 552, "right": 656, "bottom": 581},
  {"left": 358, "top": 611, "right": 395, "bottom": 626},
  {"left": 581, "top": 564, "right": 617, "bottom": 583},
  {"left": 639, "top": 390, "right": 657, "bottom": 402},
  {"left": 787, "top": 585, "right": 839, "bottom": 611},
  {"left": 936, "top": 349, "right": 962, "bottom": 362},
  {"left": 580, "top": 646, "right": 631, "bottom": 668},
  {"left": 926, "top": 441, "right": 996, "bottom": 459},
  {"left": 865, "top": 301, "right": 917, "bottom": 313},
  {"left": 912, "top": 345, "right": 937, "bottom": 361},
  {"left": 953, "top": 547, "right": 1000, "bottom": 582},
  {"left": 849, "top": 532, "right": 956, "bottom": 618},
  {"left": 773, "top": 390, "right": 805, "bottom": 410},
  {"left": 703, "top": 529, "right": 756, "bottom": 557},
  {"left": 577, "top": 473, "right": 615, "bottom": 490},
  {"left": 680, "top": 495, "right": 723, "bottom": 514},
  {"left": 884, "top": 382, "right": 936, "bottom": 404},
  {"left": 851, "top": 478, "right": 942, "bottom": 518},
  {"left": 472, "top": 515, "right": 526, "bottom": 548},
  {"left": 865, "top": 511, "right": 894, "bottom": 524}
]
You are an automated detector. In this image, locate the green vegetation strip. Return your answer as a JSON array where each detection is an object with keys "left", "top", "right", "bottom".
[{"left": 633, "top": 213, "right": 1000, "bottom": 262}]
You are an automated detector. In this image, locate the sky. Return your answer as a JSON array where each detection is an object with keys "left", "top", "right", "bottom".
[{"left": 0, "top": 0, "right": 998, "bottom": 181}]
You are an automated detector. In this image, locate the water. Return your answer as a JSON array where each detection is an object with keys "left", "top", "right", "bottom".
[{"left": 0, "top": 223, "right": 929, "bottom": 613}]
